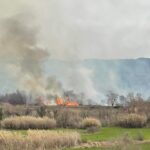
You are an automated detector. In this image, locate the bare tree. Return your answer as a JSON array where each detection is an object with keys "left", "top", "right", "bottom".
[
  {"left": 106, "top": 91, "right": 118, "bottom": 107},
  {"left": 126, "top": 92, "right": 135, "bottom": 103},
  {"left": 119, "top": 95, "right": 127, "bottom": 107},
  {"left": 147, "top": 96, "right": 150, "bottom": 102},
  {"left": 135, "top": 93, "right": 144, "bottom": 101},
  {"left": 0, "top": 90, "right": 27, "bottom": 105}
]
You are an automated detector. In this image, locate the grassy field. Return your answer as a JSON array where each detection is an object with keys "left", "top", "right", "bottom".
[
  {"left": 5, "top": 127, "right": 150, "bottom": 150},
  {"left": 14, "top": 127, "right": 150, "bottom": 141},
  {"left": 65, "top": 127, "right": 150, "bottom": 150},
  {"left": 80, "top": 127, "right": 150, "bottom": 141}
]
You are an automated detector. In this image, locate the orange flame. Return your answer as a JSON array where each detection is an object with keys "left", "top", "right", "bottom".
[
  {"left": 55, "top": 96, "right": 79, "bottom": 107},
  {"left": 56, "top": 97, "right": 64, "bottom": 105}
]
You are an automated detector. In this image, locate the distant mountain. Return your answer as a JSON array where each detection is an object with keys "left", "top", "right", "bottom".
[
  {"left": 84, "top": 58, "right": 150, "bottom": 96},
  {"left": 1, "top": 58, "right": 150, "bottom": 103},
  {"left": 45, "top": 58, "right": 150, "bottom": 100}
]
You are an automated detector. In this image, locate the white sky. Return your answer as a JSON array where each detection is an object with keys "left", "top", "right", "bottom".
[{"left": 1, "top": 0, "right": 150, "bottom": 59}]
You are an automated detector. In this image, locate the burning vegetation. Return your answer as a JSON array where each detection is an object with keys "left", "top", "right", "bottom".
[{"left": 36, "top": 95, "right": 79, "bottom": 107}]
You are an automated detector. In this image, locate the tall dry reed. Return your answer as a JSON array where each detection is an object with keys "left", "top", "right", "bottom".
[
  {"left": 1, "top": 116, "right": 56, "bottom": 129},
  {"left": 0, "top": 130, "right": 81, "bottom": 150}
]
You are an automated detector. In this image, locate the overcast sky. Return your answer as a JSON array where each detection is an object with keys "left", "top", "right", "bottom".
[{"left": 1, "top": 0, "right": 150, "bottom": 59}]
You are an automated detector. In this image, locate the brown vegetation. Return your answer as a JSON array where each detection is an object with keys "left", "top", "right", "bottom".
[
  {"left": 56, "top": 109, "right": 82, "bottom": 128},
  {"left": 117, "top": 113, "right": 147, "bottom": 128},
  {"left": 0, "top": 100, "right": 150, "bottom": 128},
  {"left": 1, "top": 116, "right": 56, "bottom": 129},
  {"left": 0, "top": 130, "right": 80, "bottom": 150},
  {"left": 81, "top": 117, "right": 101, "bottom": 131}
]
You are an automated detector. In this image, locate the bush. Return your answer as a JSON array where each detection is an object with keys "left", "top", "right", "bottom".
[
  {"left": 0, "top": 130, "right": 80, "bottom": 150},
  {"left": 1, "top": 116, "right": 56, "bottom": 130},
  {"left": 117, "top": 113, "right": 147, "bottom": 128},
  {"left": 81, "top": 117, "right": 101, "bottom": 130},
  {"left": 56, "top": 109, "right": 82, "bottom": 128},
  {"left": 37, "top": 106, "right": 46, "bottom": 117},
  {"left": 0, "top": 107, "right": 3, "bottom": 120},
  {"left": 86, "top": 126, "right": 100, "bottom": 133},
  {"left": 134, "top": 132, "right": 144, "bottom": 141}
]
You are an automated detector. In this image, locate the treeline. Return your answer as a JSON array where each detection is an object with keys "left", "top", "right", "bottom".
[
  {"left": 0, "top": 90, "right": 150, "bottom": 106},
  {"left": 0, "top": 91, "right": 27, "bottom": 105},
  {"left": 106, "top": 91, "right": 150, "bottom": 107}
]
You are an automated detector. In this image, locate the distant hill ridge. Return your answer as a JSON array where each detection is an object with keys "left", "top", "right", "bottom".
[{"left": 46, "top": 58, "right": 150, "bottom": 98}]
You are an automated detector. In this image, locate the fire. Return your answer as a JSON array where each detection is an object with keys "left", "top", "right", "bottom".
[
  {"left": 56, "top": 96, "right": 79, "bottom": 107},
  {"left": 37, "top": 96, "right": 79, "bottom": 107},
  {"left": 65, "top": 101, "right": 79, "bottom": 107},
  {"left": 56, "top": 97, "right": 64, "bottom": 105}
]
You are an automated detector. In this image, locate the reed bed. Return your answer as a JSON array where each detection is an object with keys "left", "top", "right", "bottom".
[
  {"left": 1, "top": 116, "right": 56, "bottom": 129},
  {"left": 0, "top": 130, "right": 81, "bottom": 150}
]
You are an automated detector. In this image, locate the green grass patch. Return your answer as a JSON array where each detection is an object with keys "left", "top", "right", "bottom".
[{"left": 80, "top": 127, "right": 150, "bottom": 142}]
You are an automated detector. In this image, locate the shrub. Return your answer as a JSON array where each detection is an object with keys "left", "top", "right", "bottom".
[
  {"left": 0, "top": 130, "right": 80, "bottom": 150},
  {"left": 117, "top": 113, "right": 147, "bottom": 128},
  {"left": 0, "top": 107, "right": 3, "bottom": 120},
  {"left": 81, "top": 117, "right": 101, "bottom": 130},
  {"left": 27, "top": 130, "right": 80, "bottom": 149},
  {"left": 56, "top": 109, "right": 82, "bottom": 128},
  {"left": 37, "top": 106, "right": 46, "bottom": 117},
  {"left": 1, "top": 116, "right": 56, "bottom": 129},
  {"left": 134, "top": 132, "right": 144, "bottom": 141},
  {"left": 86, "top": 126, "right": 100, "bottom": 133}
]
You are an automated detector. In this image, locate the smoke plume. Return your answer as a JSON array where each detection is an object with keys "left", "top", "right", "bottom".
[
  {"left": 0, "top": 15, "right": 63, "bottom": 98},
  {"left": 0, "top": 14, "right": 98, "bottom": 103}
]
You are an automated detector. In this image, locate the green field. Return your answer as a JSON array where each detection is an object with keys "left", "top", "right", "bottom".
[
  {"left": 80, "top": 127, "right": 150, "bottom": 141},
  {"left": 63, "top": 127, "right": 150, "bottom": 150}
]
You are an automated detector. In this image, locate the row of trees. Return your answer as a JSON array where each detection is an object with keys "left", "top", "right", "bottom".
[
  {"left": 0, "top": 90, "right": 149, "bottom": 106},
  {"left": 0, "top": 91, "right": 27, "bottom": 105},
  {"left": 106, "top": 91, "right": 149, "bottom": 107}
]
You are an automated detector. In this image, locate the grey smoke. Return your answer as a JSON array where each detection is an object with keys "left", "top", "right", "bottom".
[
  {"left": 0, "top": 15, "right": 63, "bottom": 98},
  {"left": 1, "top": 0, "right": 150, "bottom": 59},
  {"left": 0, "top": 14, "right": 98, "bottom": 103},
  {"left": 1, "top": 0, "right": 150, "bottom": 104},
  {"left": 46, "top": 76, "right": 64, "bottom": 96}
]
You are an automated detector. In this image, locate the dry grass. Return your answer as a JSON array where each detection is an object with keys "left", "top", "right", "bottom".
[
  {"left": 56, "top": 109, "right": 82, "bottom": 128},
  {"left": 117, "top": 113, "right": 147, "bottom": 128},
  {"left": 0, "top": 130, "right": 81, "bottom": 150},
  {"left": 81, "top": 117, "right": 101, "bottom": 129},
  {"left": 1, "top": 116, "right": 56, "bottom": 129}
]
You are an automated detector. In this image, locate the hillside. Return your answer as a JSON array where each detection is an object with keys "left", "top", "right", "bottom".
[{"left": 45, "top": 58, "right": 150, "bottom": 101}]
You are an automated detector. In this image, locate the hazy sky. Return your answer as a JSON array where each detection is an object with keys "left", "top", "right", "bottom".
[{"left": 1, "top": 0, "right": 150, "bottom": 59}]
